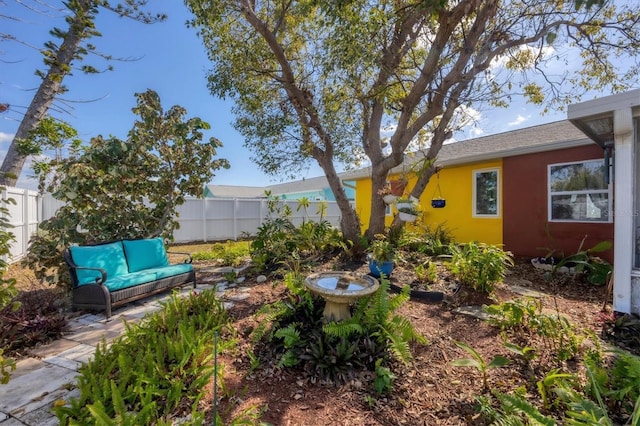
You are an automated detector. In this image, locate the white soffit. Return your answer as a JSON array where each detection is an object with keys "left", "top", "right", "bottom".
[{"left": 568, "top": 89, "right": 640, "bottom": 146}]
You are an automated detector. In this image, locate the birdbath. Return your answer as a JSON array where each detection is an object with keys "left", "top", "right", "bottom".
[{"left": 305, "top": 271, "right": 379, "bottom": 322}]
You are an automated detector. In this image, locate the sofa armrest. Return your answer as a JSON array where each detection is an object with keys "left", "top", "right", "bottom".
[
  {"left": 167, "top": 251, "right": 193, "bottom": 264},
  {"left": 74, "top": 266, "right": 108, "bottom": 284},
  {"left": 63, "top": 248, "right": 108, "bottom": 287}
]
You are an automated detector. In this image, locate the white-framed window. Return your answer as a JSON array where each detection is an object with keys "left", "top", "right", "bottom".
[
  {"left": 548, "top": 159, "right": 611, "bottom": 222},
  {"left": 473, "top": 168, "right": 500, "bottom": 217}
]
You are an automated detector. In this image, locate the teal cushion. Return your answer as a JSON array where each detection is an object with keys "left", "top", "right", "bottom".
[
  {"left": 103, "top": 271, "right": 158, "bottom": 292},
  {"left": 70, "top": 242, "right": 128, "bottom": 285},
  {"left": 122, "top": 238, "right": 169, "bottom": 273},
  {"left": 147, "top": 264, "right": 193, "bottom": 280}
]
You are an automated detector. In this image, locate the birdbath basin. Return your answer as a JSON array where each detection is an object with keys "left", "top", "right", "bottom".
[{"left": 305, "top": 271, "right": 379, "bottom": 322}]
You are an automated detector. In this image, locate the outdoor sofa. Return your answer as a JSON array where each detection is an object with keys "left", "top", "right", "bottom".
[{"left": 63, "top": 237, "right": 196, "bottom": 319}]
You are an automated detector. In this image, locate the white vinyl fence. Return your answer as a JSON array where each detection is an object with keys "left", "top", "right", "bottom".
[
  {"left": 2, "top": 186, "right": 343, "bottom": 262},
  {"left": 1, "top": 186, "right": 40, "bottom": 263}
]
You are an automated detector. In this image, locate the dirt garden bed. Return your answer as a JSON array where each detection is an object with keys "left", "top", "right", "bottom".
[{"left": 200, "top": 256, "right": 622, "bottom": 425}]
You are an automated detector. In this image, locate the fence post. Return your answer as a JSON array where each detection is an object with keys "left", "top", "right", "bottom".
[
  {"left": 202, "top": 197, "right": 207, "bottom": 243},
  {"left": 233, "top": 198, "right": 238, "bottom": 241}
]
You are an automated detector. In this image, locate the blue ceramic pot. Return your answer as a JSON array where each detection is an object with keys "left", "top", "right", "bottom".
[
  {"left": 368, "top": 259, "right": 394, "bottom": 278},
  {"left": 431, "top": 199, "right": 446, "bottom": 208}
]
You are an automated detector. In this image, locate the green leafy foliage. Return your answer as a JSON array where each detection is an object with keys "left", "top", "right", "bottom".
[
  {"left": 251, "top": 267, "right": 424, "bottom": 389},
  {"left": 0, "top": 189, "right": 18, "bottom": 383},
  {"left": 551, "top": 237, "right": 612, "bottom": 285},
  {"left": 414, "top": 260, "right": 437, "bottom": 284},
  {"left": 484, "top": 298, "right": 582, "bottom": 362},
  {"left": 478, "top": 389, "right": 556, "bottom": 426},
  {"left": 373, "top": 358, "right": 396, "bottom": 395},
  {"left": 250, "top": 194, "right": 347, "bottom": 271},
  {"left": 397, "top": 223, "right": 454, "bottom": 257},
  {"left": 25, "top": 90, "right": 229, "bottom": 287},
  {"left": 191, "top": 241, "right": 251, "bottom": 266},
  {"left": 367, "top": 234, "right": 396, "bottom": 263},
  {"left": 0, "top": 1, "right": 166, "bottom": 187},
  {"left": 448, "top": 242, "right": 514, "bottom": 296},
  {"left": 0, "top": 191, "right": 18, "bottom": 311},
  {"left": 55, "top": 289, "right": 231, "bottom": 424},
  {"left": 450, "top": 341, "right": 510, "bottom": 391},
  {"left": 479, "top": 296, "right": 640, "bottom": 424}
]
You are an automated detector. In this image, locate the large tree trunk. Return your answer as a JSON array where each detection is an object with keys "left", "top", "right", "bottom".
[
  {"left": 316, "top": 154, "right": 362, "bottom": 250},
  {"left": 0, "top": 0, "right": 93, "bottom": 186}
]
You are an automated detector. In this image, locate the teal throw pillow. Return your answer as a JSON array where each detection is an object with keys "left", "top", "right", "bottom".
[{"left": 122, "top": 238, "right": 169, "bottom": 273}]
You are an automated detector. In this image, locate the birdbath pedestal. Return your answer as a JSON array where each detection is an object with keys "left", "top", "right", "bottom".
[{"left": 305, "top": 271, "right": 379, "bottom": 322}]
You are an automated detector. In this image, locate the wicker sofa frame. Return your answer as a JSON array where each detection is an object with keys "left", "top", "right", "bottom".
[{"left": 63, "top": 240, "right": 196, "bottom": 319}]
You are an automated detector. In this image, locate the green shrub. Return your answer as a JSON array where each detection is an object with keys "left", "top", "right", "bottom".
[
  {"left": 191, "top": 241, "right": 251, "bottom": 266},
  {"left": 398, "top": 223, "right": 453, "bottom": 256},
  {"left": 55, "top": 289, "right": 232, "bottom": 424},
  {"left": 448, "top": 242, "right": 513, "bottom": 296},
  {"left": 414, "top": 261, "right": 437, "bottom": 284},
  {"left": 250, "top": 194, "right": 346, "bottom": 271}
]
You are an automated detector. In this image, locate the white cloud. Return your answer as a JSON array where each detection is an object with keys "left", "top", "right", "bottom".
[
  {"left": 508, "top": 114, "right": 529, "bottom": 127},
  {"left": 469, "top": 126, "right": 485, "bottom": 137},
  {"left": 0, "top": 132, "right": 14, "bottom": 143}
]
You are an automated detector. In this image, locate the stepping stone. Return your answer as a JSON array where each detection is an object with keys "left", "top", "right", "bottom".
[
  {"left": 507, "top": 284, "right": 547, "bottom": 299},
  {"left": 452, "top": 305, "right": 493, "bottom": 321},
  {"left": 44, "top": 343, "right": 95, "bottom": 371},
  {"left": 227, "top": 293, "right": 250, "bottom": 301},
  {"left": 0, "top": 359, "right": 78, "bottom": 415}
]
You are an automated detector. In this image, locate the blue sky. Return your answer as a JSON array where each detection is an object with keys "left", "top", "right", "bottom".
[{"left": 0, "top": 1, "right": 620, "bottom": 190}]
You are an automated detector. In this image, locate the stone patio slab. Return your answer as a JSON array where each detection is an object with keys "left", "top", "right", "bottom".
[
  {"left": 29, "top": 339, "right": 81, "bottom": 359},
  {"left": 0, "top": 360, "right": 77, "bottom": 415},
  {"left": 43, "top": 343, "right": 95, "bottom": 371}
]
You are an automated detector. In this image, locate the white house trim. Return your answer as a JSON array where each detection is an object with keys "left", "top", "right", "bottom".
[{"left": 613, "top": 108, "right": 634, "bottom": 313}]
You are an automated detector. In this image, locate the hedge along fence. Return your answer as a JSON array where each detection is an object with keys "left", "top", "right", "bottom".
[{"left": 2, "top": 187, "right": 344, "bottom": 262}]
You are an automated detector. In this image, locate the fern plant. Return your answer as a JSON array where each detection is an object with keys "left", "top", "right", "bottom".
[
  {"left": 479, "top": 389, "right": 557, "bottom": 425},
  {"left": 353, "top": 275, "right": 427, "bottom": 365}
]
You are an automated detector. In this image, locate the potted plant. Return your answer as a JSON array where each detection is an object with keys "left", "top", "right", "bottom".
[
  {"left": 377, "top": 184, "right": 397, "bottom": 204},
  {"left": 397, "top": 205, "right": 420, "bottom": 222},
  {"left": 367, "top": 234, "right": 396, "bottom": 278},
  {"left": 394, "top": 197, "right": 414, "bottom": 211},
  {"left": 389, "top": 178, "right": 408, "bottom": 196},
  {"left": 431, "top": 198, "right": 446, "bottom": 208}
]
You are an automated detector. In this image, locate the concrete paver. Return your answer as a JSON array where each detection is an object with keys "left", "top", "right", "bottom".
[{"left": 0, "top": 360, "right": 77, "bottom": 416}]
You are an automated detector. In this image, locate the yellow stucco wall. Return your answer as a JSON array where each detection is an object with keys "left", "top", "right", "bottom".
[{"left": 355, "top": 159, "right": 503, "bottom": 245}]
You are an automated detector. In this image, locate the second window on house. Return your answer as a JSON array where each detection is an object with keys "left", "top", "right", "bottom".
[{"left": 548, "top": 159, "right": 610, "bottom": 222}]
